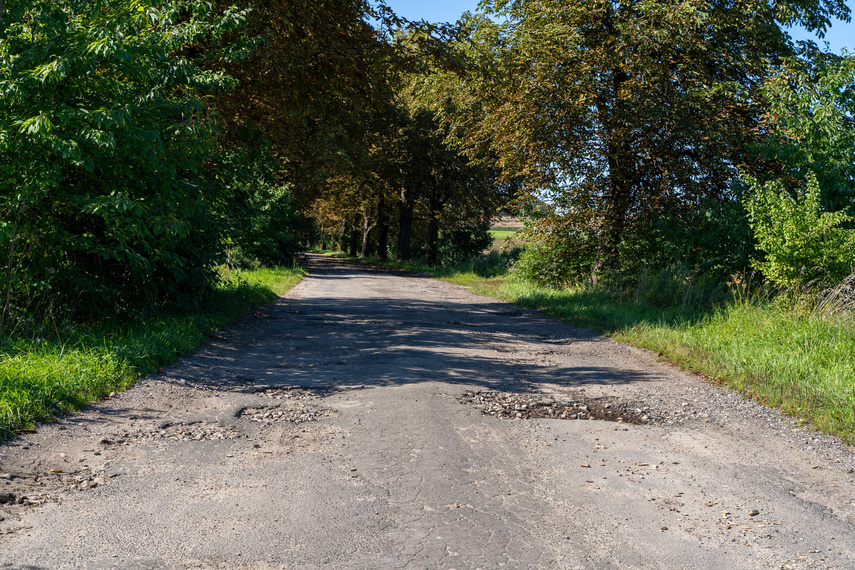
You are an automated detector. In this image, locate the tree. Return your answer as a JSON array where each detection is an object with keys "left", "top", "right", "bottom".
[
  {"left": 743, "top": 51, "right": 855, "bottom": 288},
  {"left": 431, "top": 0, "right": 851, "bottom": 280},
  {"left": 208, "top": 0, "right": 401, "bottom": 205},
  {"left": 0, "top": 0, "right": 247, "bottom": 327},
  {"left": 753, "top": 49, "right": 855, "bottom": 214}
]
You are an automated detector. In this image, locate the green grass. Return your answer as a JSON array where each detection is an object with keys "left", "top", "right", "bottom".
[
  {"left": 616, "top": 304, "right": 855, "bottom": 439},
  {"left": 0, "top": 266, "right": 305, "bottom": 438},
  {"left": 489, "top": 229, "right": 517, "bottom": 240}
]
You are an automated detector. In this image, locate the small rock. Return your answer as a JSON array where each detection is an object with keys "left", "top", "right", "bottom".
[
  {"left": 0, "top": 493, "right": 15, "bottom": 504},
  {"left": 749, "top": 510, "right": 760, "bottom": 516},
  {"left": 660, "top": 526, "right": 668, "bottom": 531}
]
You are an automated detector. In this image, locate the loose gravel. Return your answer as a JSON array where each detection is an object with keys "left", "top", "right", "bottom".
[
  {"left": 239, "top": 405, "right": 329, "bottom": 424},
  {"left": 460, "top": 390, "right": 680, "bottom": 424}
]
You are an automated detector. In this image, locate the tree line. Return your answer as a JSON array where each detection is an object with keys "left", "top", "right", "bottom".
[
  {"left": 425, "top": 0, "right": 854, "bottom": 291},
  {"left": 1, "top": 0, "right": 854, "bottom": 333}
]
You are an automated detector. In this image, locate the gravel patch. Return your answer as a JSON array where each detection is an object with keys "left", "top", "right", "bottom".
[
  {"left": 239, "top": 405, "right": 329, "bottom": 424},
  {"left": 461, "top": 390, "right": 683, "bottom": 424},
  {"left": 130, "top": 423, "right": 244, "bottom": 442}
]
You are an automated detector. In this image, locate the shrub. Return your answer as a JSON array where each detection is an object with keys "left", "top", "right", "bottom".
[
  {"left": 745, "top": 173, "right": 855, "bottom": 289},
  {"left": 437, "top": 226, "right": 493, "bottom": 267},
  {"left": 0, "top": 1, "right": 248, "bottom": 326},
  {"left": 514, "top": 242, "right": 577, "bottom": 288}
]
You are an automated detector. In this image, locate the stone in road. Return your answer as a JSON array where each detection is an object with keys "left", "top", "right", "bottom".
[{"left": 1, "top": 254, "right": 854, "bottom": 569}]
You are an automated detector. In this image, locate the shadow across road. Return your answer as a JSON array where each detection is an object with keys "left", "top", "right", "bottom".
[{"left": 165, "top": 255, "right": 658, "bottom": 395}]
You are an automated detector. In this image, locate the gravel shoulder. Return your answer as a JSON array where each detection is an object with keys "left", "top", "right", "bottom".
[{"left": 1, "top": 254, "right": 853, "bottom": 569}]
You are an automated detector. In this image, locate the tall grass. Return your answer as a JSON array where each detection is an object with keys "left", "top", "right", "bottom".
[
  {"left": 617, "top": 304, "right": 855, "bottom": 439},
  {"left": 0, "top": 266, "right": 305, "bottom": 438}
]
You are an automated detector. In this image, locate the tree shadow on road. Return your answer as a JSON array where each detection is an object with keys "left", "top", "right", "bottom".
[{"left": 159, "top": 257, "right": 660, "bottom": 396}]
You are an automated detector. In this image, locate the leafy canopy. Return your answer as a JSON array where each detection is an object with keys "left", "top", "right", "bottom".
[
  {"left": 0, "top": 0, "right": 248, "bottom": 322},
  {"left": 745, "top": 173, "right": 855, "bottom": 288}
]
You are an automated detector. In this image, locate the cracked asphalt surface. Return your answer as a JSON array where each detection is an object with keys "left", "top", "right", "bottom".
[{"left": 1, "top": 254, "right": 854, "bottom": 569}]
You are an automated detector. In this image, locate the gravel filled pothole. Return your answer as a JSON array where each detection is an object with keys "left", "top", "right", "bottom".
[
  {"left": 239, "top": 405, "right": 329, "bottom": 424},
  {"left": 241, "top": 386, "right": 334, "bottom": 400},
  {"left": 135, "top": 423, "right": 244, "bottom": 441},
  {"left": 461, "top": 390, "right": 678, "bottom": 424}
]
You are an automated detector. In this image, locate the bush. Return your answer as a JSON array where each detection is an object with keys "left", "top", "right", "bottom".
[
  {"left": 513, "top": 226, "right": 599, "bottom": 288},
  {"left": 437, "top": 226, "right": 493, "bottom": 267},
  {"left": 514, "top": 242, "right": 578, "bottom": 288},
  {"left": 745, "top": 173, "right": 855, "bottom": 289},
  {"left": 0, "top": 1, "right": 248, "bottom": 327}
]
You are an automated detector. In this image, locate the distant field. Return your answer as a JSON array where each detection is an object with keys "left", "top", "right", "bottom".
[
  {"left": 493, "top": 216, "right": 524, "bottom": 229},
  {"left": 489, "top": 217, "right": 524, "bottom": 251},
  {"left": 489, "top": 229, "right": 517, "bottom": 240}
]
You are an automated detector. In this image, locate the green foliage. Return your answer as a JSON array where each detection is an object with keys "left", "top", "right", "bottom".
[
  {"left": 745, "top": 173, "right": 855, "bottom": 288},
  {"left": 648, "top": 199, "right": 756, "bottom": 278},
  {"left": 513, "top": 228, "right": 599, "bottom": 288},
  {"left": 430, "top": 0, "right": 850, "bottom": 277},
  {"left": 0, "top": 266, "right": 305, "bottom": 437},
  {"left": 0, "top": 0, "right": 249, "bottom": 326},
  {"left": 235, "top": 184, "right": 303, "bottom": 266},
  {"left": 755, "top": 51, "right": 855, "bottom": 214},
  {"left": 437, "top": 225, "right": 492, "bottom": 266},
  {"left": 211, "top": 151, "right": 305, "bottom": 267}
]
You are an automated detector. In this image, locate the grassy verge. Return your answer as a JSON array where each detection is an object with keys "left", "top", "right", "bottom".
[
  {"left": 330, "top": 251, "right": 855, "bottom": 443},
  {"left": 0, "top": 266, "right": 305, "bottom": 438}
]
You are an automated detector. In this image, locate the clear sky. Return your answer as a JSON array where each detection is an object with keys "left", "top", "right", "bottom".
[{"left": 381, "top": 0, "right": 854, "bottom": 54}]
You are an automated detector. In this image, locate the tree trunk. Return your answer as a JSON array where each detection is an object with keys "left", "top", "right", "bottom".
[
  {"left": 425, "top": 188, "right": 440, "bottom": 267},
  {"left": 592, "top": 68, "right": 633, "bottom": 283},
  {"left": 377, "top": 195, "right": 389, "bottom": 261},
  {"left": 360, "top": 212, "right": 375, "bottom": 258},
  {"left": 397, "top": 189, "right": 413, "bottom": 262},
  {"left": 349, "top": 228, "right": 358, "bottom": 257}
]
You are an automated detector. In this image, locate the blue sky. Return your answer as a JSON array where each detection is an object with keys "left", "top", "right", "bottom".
[{"left": 382, "top": 0, "right": 854, "bottom": 54}]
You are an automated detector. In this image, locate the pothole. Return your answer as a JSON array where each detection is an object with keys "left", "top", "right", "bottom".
[
  {"left": 239, "top": 405, "right": 328, "bottom": 424},
  {"left": 134, "top": 423, "right": 243, "bottom": 442},
  {"left": 242, "top": 386, "right": 333, "bottom": 400},
  {"left": 461, "top": 391, "right": 676, "bottom": 424}
]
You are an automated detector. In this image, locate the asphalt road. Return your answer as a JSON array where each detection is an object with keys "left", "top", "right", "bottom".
[{"left": 1, "top": 254, "right": 854, "bottom": 569}]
